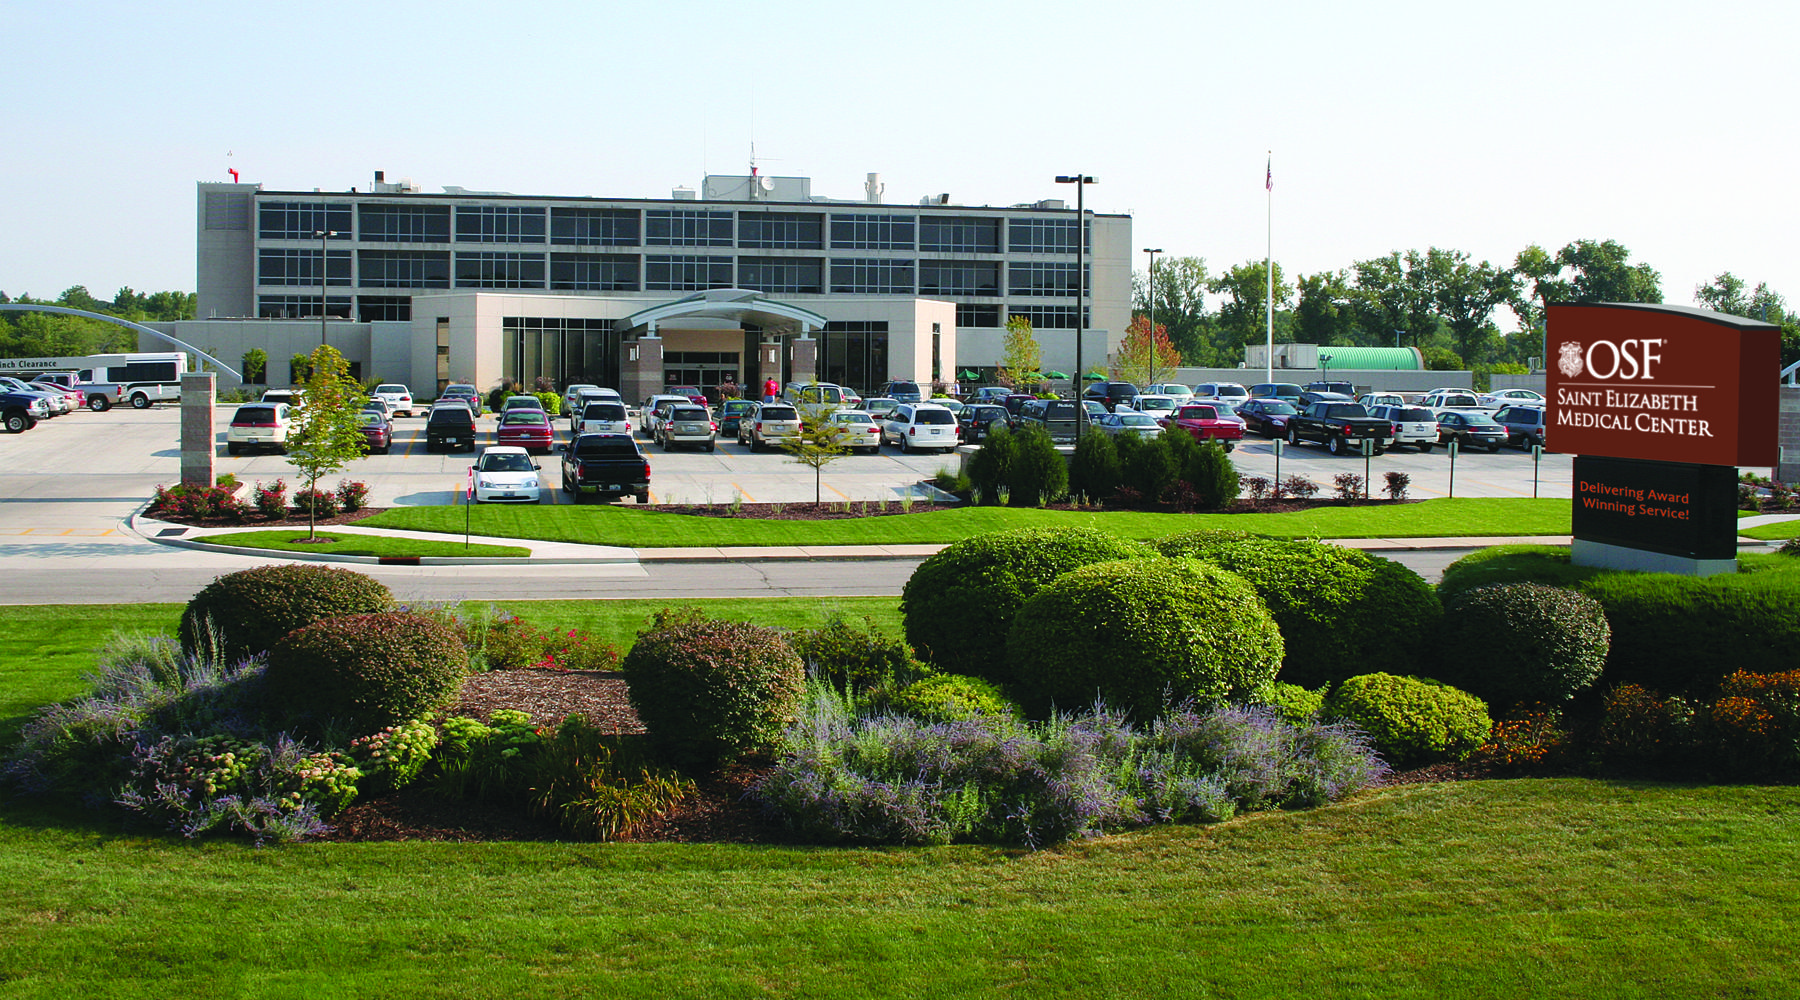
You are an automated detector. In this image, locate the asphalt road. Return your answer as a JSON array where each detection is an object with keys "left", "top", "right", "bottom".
[{"left": 0, "top": 403, "right": 1577, "bottom": 605}]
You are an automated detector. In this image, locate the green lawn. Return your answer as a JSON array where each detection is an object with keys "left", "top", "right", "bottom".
[
  {"left": 0, "top": 780, "right": 1795, "bottom": 998},
  {"left": 189, "top": 530, "right": 529, "bottom": 558},
  {"left": 1738, "top": 518, "right": 1800, "bottom": 540},
  {"left": 358, "top": 497, "right": 1576, "bottom": 548}
]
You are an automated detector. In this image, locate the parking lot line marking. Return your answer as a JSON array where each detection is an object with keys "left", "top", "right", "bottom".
[
  {"left": 824, "top": 483, "right": 851, "bottom": 500},
  {"left": 730, "top": 483, "right": 756, "bottom": 502}
]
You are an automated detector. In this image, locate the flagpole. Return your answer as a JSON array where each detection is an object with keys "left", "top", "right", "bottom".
[{"left": 1264, "top": 151, "right": 1274, "bottom": 385}]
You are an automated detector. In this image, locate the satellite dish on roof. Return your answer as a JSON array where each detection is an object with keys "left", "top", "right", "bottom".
[{"left": 758, "top": 175, "right": 774, "bottom": 191}]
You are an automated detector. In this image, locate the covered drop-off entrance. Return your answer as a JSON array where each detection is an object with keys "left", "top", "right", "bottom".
[{"left": 613, "top": 290, "right": 829, "bottom": 403}]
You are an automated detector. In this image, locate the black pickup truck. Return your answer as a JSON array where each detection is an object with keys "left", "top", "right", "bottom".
[
  {"left": 1285, "top": 401, "right": 1393, "bottom": 456},
  {"left": 559, "top": 433, "right": 652, "bottom": 504}
]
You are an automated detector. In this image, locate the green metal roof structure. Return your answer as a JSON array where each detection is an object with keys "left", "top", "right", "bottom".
[{"left": 1317, "top": 346, "right": 1423, "bottom": 370}]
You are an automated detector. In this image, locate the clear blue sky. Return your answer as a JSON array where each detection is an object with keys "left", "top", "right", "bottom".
[{"left": 2, "top": 0, "right": 1792, "bottom": 329}]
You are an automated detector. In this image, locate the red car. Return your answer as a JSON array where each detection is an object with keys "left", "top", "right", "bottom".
[
  {"left": 357, "top": 411, "right": 393, "bottom": 454},
  {"left": 496, "top": 409, "right": 554, "bottom": 453},
  {"left": 668, "top": 384, "right": 707, "bottom": 406}
]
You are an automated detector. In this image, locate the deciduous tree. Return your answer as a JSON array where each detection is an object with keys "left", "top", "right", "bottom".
[
  {"left": 286, "top": 344, "right": 368, "bottom": 538},
  {"left": 997, "top": 314, "right": 1043, "bottom": 390},
  {"left": 1114, "top": 315, "right": 1182, "bottom": 387}
]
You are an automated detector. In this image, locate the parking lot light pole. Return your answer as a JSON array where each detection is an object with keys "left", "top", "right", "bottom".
[
  {"left": 1143, "top": 247, "right": 1163, "bottom": 385},
  {"left": 313, "top": 228, "right": 339, "bottom": 347},
  {"left": 1056, "top": 175, "right": 1094, "bottom": 435}
]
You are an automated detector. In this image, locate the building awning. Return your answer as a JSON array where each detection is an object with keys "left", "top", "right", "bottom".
[{"left": 616, "top": 289, "right": 828, "bottom": 338}]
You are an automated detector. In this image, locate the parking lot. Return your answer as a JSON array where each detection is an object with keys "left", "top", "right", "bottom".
[{"left": 1, "top": 400, "right": 1592, "bottom": 510}]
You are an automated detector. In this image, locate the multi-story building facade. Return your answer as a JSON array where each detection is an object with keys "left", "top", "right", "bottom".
[{"left": 163, "top": 171, "right": 1132, "bottom": 402}]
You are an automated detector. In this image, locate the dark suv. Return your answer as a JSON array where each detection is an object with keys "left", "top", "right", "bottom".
[
  {"left": 1082, "top": 381, "right": 1140, "bottom": 412},
  {"left": 424, "top": 403, "right": 477, "bottom": 452},
  {"left": 880, "top": 380, "right": 923, "bottom": 404},
  {"left": 1494, "top": 405, "right": 1547, "bottom": 449}
]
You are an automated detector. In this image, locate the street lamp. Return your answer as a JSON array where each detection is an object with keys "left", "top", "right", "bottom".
[
  {"left": 1320, "top": 352, "right": 1334, "bottom": 384},
  {"left": 1142, "top": 247, "right": 1163, "bottom": 384},
  {"left": 1055, "top": 174, "right": 1094, "bottom": 431},
  {"left": 313, "top": 228, "right": 339, "bottom": 347}
]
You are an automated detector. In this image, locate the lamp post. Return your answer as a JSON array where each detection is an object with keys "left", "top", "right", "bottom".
[
  {"left": 1055, "top": 174, "right": 1094, "bottom": 431},
  {"left": 1142, "top": 247, "right": 1162, "bottom": 385},
  {"left": 1320, "top": 352, "right": 1334, "bottom": 385},
  {"left": 313, "top": 228, "right": 339, "bottom": 347}
]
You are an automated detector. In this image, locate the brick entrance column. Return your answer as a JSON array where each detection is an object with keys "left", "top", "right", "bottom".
[
  {"left": 180, "top": 372, "right": 216, "bottom": 488},
  {"left": 622, "top": 336, "right": 664, "bottom": 409},
  {"left": 789, "top": 337, "right": 818, "bottom": 386}
]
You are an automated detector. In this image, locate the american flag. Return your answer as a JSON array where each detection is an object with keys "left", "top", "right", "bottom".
[{"left": 1265, "top": 156, "right": 1272, "bottom": 192}]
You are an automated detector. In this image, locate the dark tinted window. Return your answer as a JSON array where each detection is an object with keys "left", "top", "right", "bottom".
[
  {"left": 582, "top": 403, "right": 627, "bottom": 420},
  {"left": 428, "top": 407, "right": 474, "bottom": 426},
  {"left": 1397, "top": 407, "right": 1435, "bottom": 421},
  {"left": 670, "top": 407, "right": 708, "bottom": 421},
  {"left": 232, "top": 406, "right": 278, "bottom": 423},
  {"left": 573, "top": 437, "right": 638, "bottom": 458},
  {"left": 914, "top": 409, "right": 955, "bottom": 425},
  {"left": 759, "top": 406, "right": 798, "bottom": 421},
  {"left": 1321, "top": 405, "right": 1369, "bottom": 418}
]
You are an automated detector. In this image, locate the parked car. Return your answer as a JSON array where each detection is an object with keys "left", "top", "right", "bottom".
[
  {"left": 880, "top": 380, "right": 924, "bottom": 404},
  {"left": 936, "top": 398, "right": 966, "bottom": 416},
  {"left": 360, "top": 397, "right": 395, "bottom": 421},
  {"left": 1095, "top": 410, "right": 1164, "bottom": 439},
  {"left": 1131, "top": 394, "right": 1182, "bottom": 424},
  {"left": 1481, "top": 388, "right": 1547, "bottom": 408},
  {"left": 469, "top": 446, "right": 542, "bottom": 504},
  {"left": 0, "top": 377, "right": 67, "bottom": 416},
  {"left": 226, "top": 402, "right": 291, "bottom": 455},
  {"left": 1082, "top": 381, "right": 1140, "bottom": 412},
  {"left": 738, "top": 401, "right": 802, "bottom": 450},
  {"left": 783, "top": 382, "right": 848, "bottom": 413},
  {"left": 1144, "top": 383, "right": 1194, "bottom": 404},
  {"left": 1303, "top": 380, "right": 1355, "bottom": 397},
  {"left": 971, "top": 386, "right": 1012, "bottom": 405},
  {"left": 495, "top": 409, "right": 555, "bottom": 453},
  {"left": 829, "top": 409, "right": 883, "bottom": 453},
  {"left": 665, "top": 384, "right": 707, "bottom": 406},
  {"left": 640, "top": 394, "right": 693, "bottom": 438},
  {"left": 560, "top": 432, "right": 651, "bottom": 504},
  {"left": 502, "top": 395, "right": 546, "bottom": 415},
  {"left": 1297, "top": 389, "right": 1356, "bottom": 408},
  {"left": 1237, "top": 398, "right": 1298, "bottom": 438},
  {"left": 575, "top": 400, "right": 632, "bottom": 437},
  {"left": 1366, "top": 404, "right": 1439, "bottom": 452},
  {"left": 1286, "top": 400, "right": 1393, "bottom": 455},
  {"left": 372, "top": 383, "right": 414, "bottom": 417},
  {"left": 357, "top": 410, "right": 393, "bottom": 454},
  {"left": 1494, "top": 404, "right": 1548, "bottom": 449},
  {"left": 655, "top": 404, "right": 718, "bottom": 452},
  {"left": 1436, "top": 409, "right": 1508, "bottom": 452},
  {"left": 260, "top": 388, "right": 297, "bottom": 406},
  {"left": 439, "top": 384, "right": 483, "bottom": 416},
  {"left": 29, "top": 381, "right": 85, "bottom": 412},
  {"left": 1249, "top": 382, "right": 1304, "bottom": 403},
  {"left": 1421, "top": 389, "right": 1484, "bottom": 412},
  {"left": 561, "top": 383, "right": 601, "bottom": 415},
  {"left": 860, "top": 397, "right": 901, "bottom": 420},
  {"left": 957, "top": 404, "right": 1012, "bottom": 443},
  {"left": 715, "top": 398, "right": 758, "bottom": 439},
  {"left": 1165, "top": 403, "right": 1244, "bottom": 449},
  {"left": 1192, "top": 382, "right": 1250, "bottom": 405},
  {"left": 1357, "top": 392, "right": 1409, "bottom": 411},
  {"left": 881, "top": 403, "right": 959, "bottom": 453},
  {"left": 1, "top": 390, "right": 53, "bottom": 432},
  {"left": 425, "top": 403, "right": 478, "bottom": 452},
  {"left": 1016, "top": 398, "right": 1090, "bottom": 443}
]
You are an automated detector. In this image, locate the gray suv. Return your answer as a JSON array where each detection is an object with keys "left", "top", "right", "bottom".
[{"left": 1494, "top": 405, "right": 1547, "bottom": 449}]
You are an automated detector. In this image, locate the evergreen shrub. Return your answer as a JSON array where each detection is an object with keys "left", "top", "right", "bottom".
[
  {"left": 265, "top": 611, "right": 468, "bottom": 731},
  {"left": 1068, "top": 426, "right": 1121, "bottom": 502},
  {"left": 621, "top": 607, "right": 805, "bottom": 770},
  {"left": 1151, "top": 532, "right": 1439, "bottom": 688},
  {"left": 1006, "top": 557, "right": 1283, "bottom": 719},
  {"left": 1437, "top": 584, "right": 1610, "bottom": 706},
  {"left": 966, "top": 425, "right": 1015, "bottom": 505},
  {"left": 901, "top": 526, "right": 1155, "bottom": 681},
  {"left": 179, "top": 564, "right": 394, "bottom": 661},
  {"left": 1003, "top": 423, "right": 1067, "bottom": 506},
  {"left": 1324, "top": 673, "right": 1492, "bottom": 768}
]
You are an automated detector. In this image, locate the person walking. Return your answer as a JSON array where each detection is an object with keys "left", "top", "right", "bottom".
[{"left": 762, "top": 376, "right": 778, "bottom": 403}]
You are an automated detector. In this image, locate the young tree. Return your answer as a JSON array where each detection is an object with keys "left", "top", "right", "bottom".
[
  {"left": 997, "top": 314, "right": 1043, "bottom": 390},
  {"left": 778, "top": 406, "right": 852, "bottom": 504},
  {"left": 286, "top": 344, "right": 369, "bottom": 539},
  {"left": 1114, "top": 315, "right": 1182, "bottom": 387},
  {"left": 241, "top": 348, "right": 268, "bottom": 385}
]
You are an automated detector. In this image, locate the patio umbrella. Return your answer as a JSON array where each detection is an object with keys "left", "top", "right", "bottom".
[
  {"left": 1043, "top": 371, "right": 1070, "bottom": 380},
  {"left": 1084, "top": 371, "right": 1107, "bottom": 381},
  {"left": 959, "top": 370, "right": 980, "bottom": 380}
]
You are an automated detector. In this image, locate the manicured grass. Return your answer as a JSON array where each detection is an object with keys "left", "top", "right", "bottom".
[
  {"left": 190, "top": 530, "right": 529, "bottom": 558},
  {"left": 1738, "top": 518, "right": 1800, "bottom": 540},
  {"left": 0, "top": 780, "right": 1796, "bottom": 998},
  {"left": 358, "top": 497, "right": 1574, "bottom": 548}
]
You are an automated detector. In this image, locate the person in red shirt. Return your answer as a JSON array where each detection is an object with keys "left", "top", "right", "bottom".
[{"left": 762, "top": 377, "right": 778, "bottom": 403}]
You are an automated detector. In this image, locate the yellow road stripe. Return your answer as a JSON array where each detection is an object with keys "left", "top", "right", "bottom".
[{"left": 730, "top": 483, "right": 756, "bottom": 502}]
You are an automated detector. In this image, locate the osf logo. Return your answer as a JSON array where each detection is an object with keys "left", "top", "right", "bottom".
[{"left": 1564, "top": 338, "right": 1665, "bottom": 381}]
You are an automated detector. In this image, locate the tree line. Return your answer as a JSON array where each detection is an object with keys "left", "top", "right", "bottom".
[
  {"left": 0, "top": 285, "right": 197, "bottom": 357},
  {"left": 1136, "top": 239, "right": 1800, "bottom": 373}
]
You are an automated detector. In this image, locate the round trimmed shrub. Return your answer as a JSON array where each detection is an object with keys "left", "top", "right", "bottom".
[
  {"left": 788, "top": 615, "right": 925, "bottom": 695},
  {"left": 1152, "top": 532, "right": 1440, "bottom": 688},
  {"left": 179, "top": 564, "right": 395, "bottom": 662},
  {"left": 889, "top": 673, "right": 1018, "bottom": 722},
  {"left": 265, "top": 611, "right": 468, "bottom": 731},
  {"left": 1324, "top": 673, "right": 1492, "bottom": 768},
  {"left": 901, "top": 526, "right": 1156, "bottom": 682},
  {"left": 1437, "top": 584, "right": 1610, "bottom": 706},
  {"left": 622, "top": 607, "right": 805, "bottom": 770},
  {"left": 1006, "top": 557, "right": 1284, "bottom": 719}
]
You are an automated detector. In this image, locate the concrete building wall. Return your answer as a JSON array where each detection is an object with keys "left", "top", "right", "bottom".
[
  {"left": 195, "top": 183, "right": 256, "bottom": 320},
  {"left": 1779, "top": 385, "right": 1799, "bottom": 482}
]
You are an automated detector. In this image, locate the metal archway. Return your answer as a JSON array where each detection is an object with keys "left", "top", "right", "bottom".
[{"left": 0, "top": 304, "right": 240, "bottom": 378}]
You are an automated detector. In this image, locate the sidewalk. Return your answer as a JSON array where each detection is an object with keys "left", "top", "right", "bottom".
[{"left": 126, "top": 506, "right": 1800, "bottom": 567}]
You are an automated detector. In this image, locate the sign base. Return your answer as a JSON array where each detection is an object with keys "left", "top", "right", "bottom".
[{"left": 1570, "top": 538, "right": 1737, "bottom": 578}]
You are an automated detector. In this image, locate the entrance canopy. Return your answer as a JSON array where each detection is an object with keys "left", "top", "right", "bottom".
[{"left": 616, "top": 288, "right": 828, "bottom": 338}]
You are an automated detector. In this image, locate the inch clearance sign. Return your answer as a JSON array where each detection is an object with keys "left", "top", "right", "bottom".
[{"left": 1546, "top": 303, "right": 1779, "bottom": 466}]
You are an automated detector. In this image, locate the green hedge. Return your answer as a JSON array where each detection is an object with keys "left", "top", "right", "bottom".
[
  {"left": 179, "top": 564, "right": 395, "bottom": 662},
  {"left": 1152, "top": 532, "right": 1440, "bottom": 688},
  {"left": 1437, "top": 583, "right": 1610, "bottom": 706},
  {"left": 1006, "top": 557, "right": 1283, "bottom": 719},
  {"left": 265, "top": 611, "right": 467, "bottom": 732},
  {"left": 1324, "top": 673, "right": 1492, "bottom": 768}
]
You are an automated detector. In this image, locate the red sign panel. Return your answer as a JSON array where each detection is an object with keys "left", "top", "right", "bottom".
[{"left": 1546, "top": 303, "right": 1780, "bottom": 466}]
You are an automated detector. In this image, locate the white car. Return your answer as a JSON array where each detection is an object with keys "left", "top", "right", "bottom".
[
  {"left": 469, "top": 446, "right": 542, "bottom": 504},
  {"left": 738, "top": 401, "right": 802, "bottom": 450},
  {"left": 226, "top": 402, "right": 291, "bottom": 455},
  {"left": 562, "top": 383, "right": 601, "bottom": 415},
  {"left": 881, "top": 403, "right": 958, "bottom": 453},
  {"left": 1131, "top": 394, "right": 1182, "bottom": 424},
  {"left": 1479, "top": 388, "right": 1547, "bottom": 408},
  {"left": 1367, "top": 403, "right": 1439, "bottom": 452},
  {"left": 1144, "top": 383, "right": 1195, "bottom": 405},
  {"left": 373, "top": 383, "right": 414, "bottom": 417},
  {"left": 830, "top": 409, "right": 883, "bottom": 453},
  {"left": 655, "top": 404, "right": 718, "bottom": 452},
  {"left": 574, "top": 400, "right": 632, "bottom": 436},
  {"left": 641, "top": 394, "right": 693, "bottom": 438}
]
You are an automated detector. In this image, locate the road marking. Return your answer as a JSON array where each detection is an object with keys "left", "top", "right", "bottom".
[
  {"left": 825, "top": 483, "right": 851, "bottom": 500},
  {"left": 730, "top": 483, "right": 756, "bottom": 502}
]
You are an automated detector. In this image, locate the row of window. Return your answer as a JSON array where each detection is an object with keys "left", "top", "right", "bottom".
[
  {"left": 258, "top": 202, "right": 1089, "bottom": 253},
  {"left": 254, "top": 295, "right": 1085, "bottom": 330},
  {"left": 258, "top": 249, "right": 1088, "bottom": 297}
]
